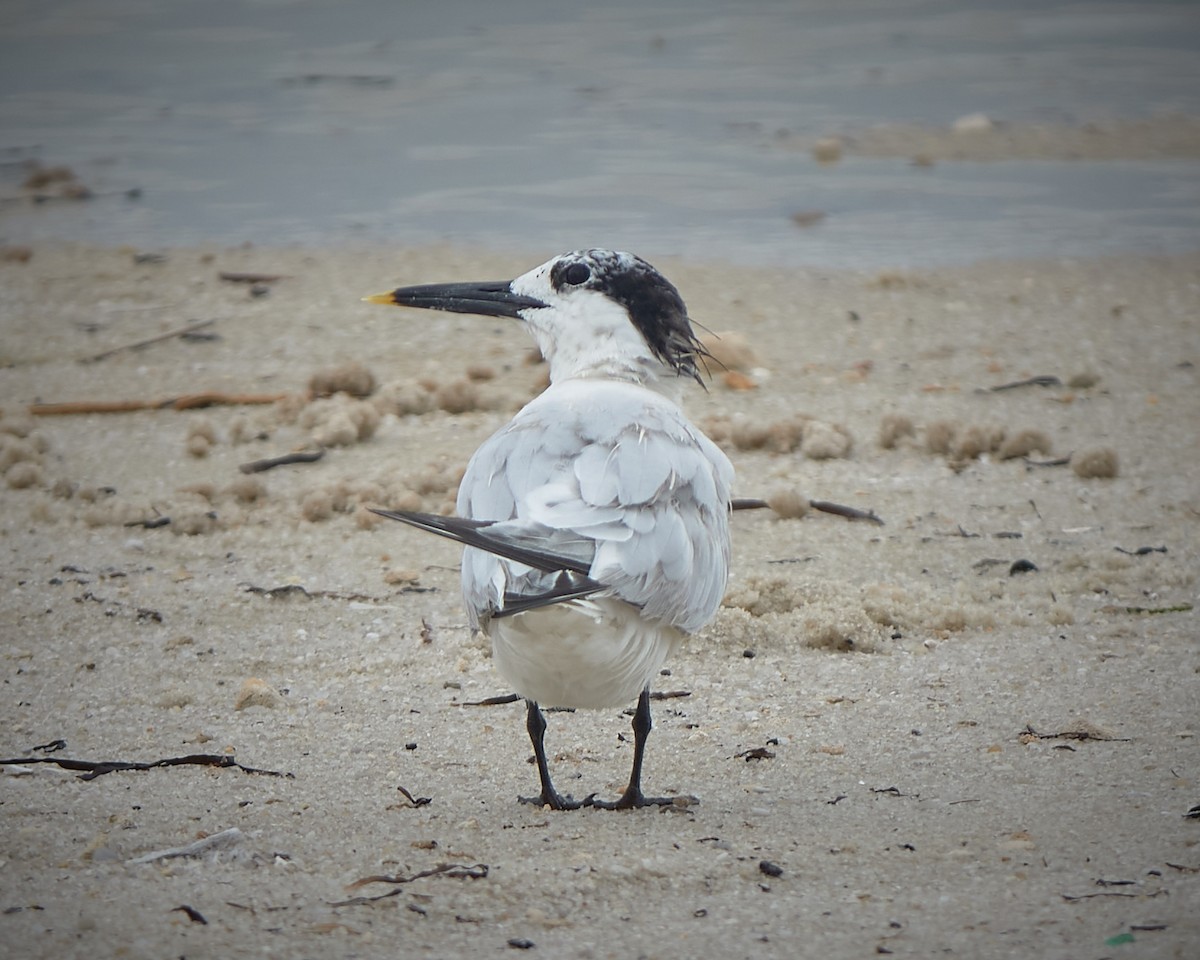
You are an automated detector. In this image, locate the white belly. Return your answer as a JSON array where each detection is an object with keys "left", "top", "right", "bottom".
[{"left": 487, "top": 598, "right": 683, "bottom": 709}]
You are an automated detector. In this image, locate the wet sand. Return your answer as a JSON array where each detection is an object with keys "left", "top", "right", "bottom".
[
  {"left": 1, "top": 243, "right": 1197, "bottom": 958},
  {"left": 780, "top": 114, "right": 1200, "bottom": 162}
]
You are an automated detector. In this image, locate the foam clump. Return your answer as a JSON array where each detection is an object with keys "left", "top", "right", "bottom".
[
  {"left": 373, "top": 380, "right": 437, "bottom": 417},
  {"left": 997, "top": 429, "right": 1052, "bottom": 460},
  {"left": 309, "top": 361, "right": 377, "bottom": 398},
  {"left": 766, "top": 488, "right": 810, "bottom": 519},
  {"left": 234, "top": 677, "right": 284, "bottom": 710},
  {"left": 1073, "top": 447, "right": 1119, "bottom": 479},
  {"left": 301, "top": 395, "right": 380, "bottom": 447},
  {"left": 878, "top": 414, "right": 915, "bottom": 449},
  {"left": 698, "top": 331, "right": 759, "bottom": 374},
  {"left": 802, "top": 419, "right": 853, "bottom": 460}
]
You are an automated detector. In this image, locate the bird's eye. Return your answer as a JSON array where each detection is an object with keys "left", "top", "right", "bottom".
[{"left": 562, "top": 263, "right": 591, "bottom": 286}]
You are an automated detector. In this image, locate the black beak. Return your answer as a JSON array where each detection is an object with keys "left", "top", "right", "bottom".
[{"left": 364, "top": 280, "right": 546, "bottom": 320}]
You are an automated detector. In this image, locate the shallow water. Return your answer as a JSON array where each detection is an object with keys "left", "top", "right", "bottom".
[{"left": 1, "top": 0, "right": 1198, "bottom": 266}]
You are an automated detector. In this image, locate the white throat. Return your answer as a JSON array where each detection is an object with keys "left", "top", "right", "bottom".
[{"left": 516, "top": 284, "right": 682, "bottom": 398}]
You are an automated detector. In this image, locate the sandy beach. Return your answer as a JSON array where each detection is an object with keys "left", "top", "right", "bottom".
[{"left": 1, "top": 243, "right": 1197, "bottom": 958}]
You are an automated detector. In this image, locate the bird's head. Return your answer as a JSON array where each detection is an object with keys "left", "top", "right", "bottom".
[{"left": 366, "top": 249, "right": 709, "bottom": 390}]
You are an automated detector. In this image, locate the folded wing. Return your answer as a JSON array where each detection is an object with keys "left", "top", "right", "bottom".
[{"left": 452, "top": 380, "right": 733, "bottom": 633}]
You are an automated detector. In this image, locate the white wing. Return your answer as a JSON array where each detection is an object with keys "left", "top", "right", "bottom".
[{"left": 457, "top": 378, "right": 733, "bottom": 634}]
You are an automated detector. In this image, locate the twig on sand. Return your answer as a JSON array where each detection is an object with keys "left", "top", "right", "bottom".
[
  {"left": 238, "top": 448, "right": 325, "bottom": 473},
  {"left": 732, "top": 496, "right": 884, "bottom": 525},
  {"left": 985, "top": 375, "right": 1062, "bottom": 392},
  {"left": 79, "top": 318, "right": 216, "bottom": 363},
  {"left": 30, "top": 392, "right": 290, "bottom": 415},
  {"left": 219, "top": 271, "right": 290, "bottom": 284},
  {"left": 461, "top": 693, "right": 522, "bottom": 706},
  {"left": 810, "top": 499, "right": 884, "bottom": 524}
]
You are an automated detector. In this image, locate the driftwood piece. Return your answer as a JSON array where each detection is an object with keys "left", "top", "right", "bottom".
[
  {"left": 238, "top": 448, "right": 325, "bottom": 473},
  {"left": 732, "top": 496, "right": 884, "bottom": 525},
  {"left": 218, "top": 271, "right": 290, "bottom": 283},
  {"left": 30, "top": 392, "right": 290, "bottom": 416}
]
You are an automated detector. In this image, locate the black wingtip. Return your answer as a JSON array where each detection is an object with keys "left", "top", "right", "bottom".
[{"left": 369, "top": 508, "right": 593, "bottom": 577}]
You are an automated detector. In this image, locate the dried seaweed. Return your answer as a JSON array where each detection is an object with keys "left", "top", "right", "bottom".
[
  {"left": 330, "top": 863, "right": 489, "bottom": 907},
  {"left": 0, "top": 752, "right": 292, "bottom": 781}
]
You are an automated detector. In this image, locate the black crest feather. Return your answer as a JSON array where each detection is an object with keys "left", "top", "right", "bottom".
[{"left": 551, "top": 250, "right": 711, "bottom": 385}]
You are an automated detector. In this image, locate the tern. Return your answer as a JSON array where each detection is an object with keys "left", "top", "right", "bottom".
[{"left": 365, "top": 249, "right": 733, "bottom": 810}]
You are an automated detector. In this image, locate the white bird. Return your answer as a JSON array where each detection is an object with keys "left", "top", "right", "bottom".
[{"left": 365, "top": 249, "right": 733, "bottom": 810}]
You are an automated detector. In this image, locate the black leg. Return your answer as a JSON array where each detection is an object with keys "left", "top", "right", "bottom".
[
  {"left": 519, "top": 699, "right": 582, "bottom": 810},
  {"left": 588, "top": 686, "right": 681, "bottom": 810}
]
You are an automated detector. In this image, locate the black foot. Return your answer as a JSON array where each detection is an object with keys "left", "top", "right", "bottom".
[
  {"left": 519, "top": 789, "right": 584, "bottom": 811},
  {"left": 585, "top": 790, "right": 697, "bottom": 810},
  {"left": 580, "top": 687, "right": 692, "bottom": 811}
]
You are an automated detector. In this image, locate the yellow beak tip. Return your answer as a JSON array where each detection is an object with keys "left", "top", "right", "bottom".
[{"left": 362, "top": 292, "right": 396, "bottom": 305}]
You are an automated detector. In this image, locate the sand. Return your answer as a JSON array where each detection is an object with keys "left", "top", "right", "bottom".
[
  {"left": 780, "top": 114, "right": 1200, "bottom": 163},
  {"left": 1, "top": 243, "right": 1197, "bottom": 959}
]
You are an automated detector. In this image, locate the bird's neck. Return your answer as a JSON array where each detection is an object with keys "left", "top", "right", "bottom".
[
  {"left": 527, "top": 304, "right": 685, "bottom": 401},
  {"left": 546, "top": 348, "right": 685, "bottom": 402}
]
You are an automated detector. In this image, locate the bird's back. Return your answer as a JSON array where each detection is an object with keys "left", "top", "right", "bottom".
[{"left": 457, "top": 377, "right": 733, "bottom": 635}]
